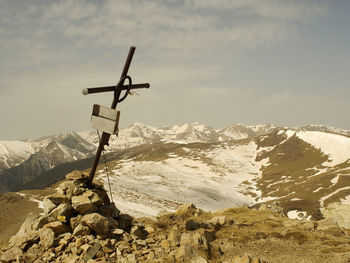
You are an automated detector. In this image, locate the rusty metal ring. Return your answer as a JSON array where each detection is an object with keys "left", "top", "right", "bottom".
[{"left": 114, "top": 75, "right": 132, "bottom": 102}]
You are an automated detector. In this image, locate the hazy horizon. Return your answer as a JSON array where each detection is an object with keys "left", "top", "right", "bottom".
[
  {"left": 1, "top": 0, "right": 350, "bottom": 140},
  {"left": 2, "top": 121, "right": 349, "bottom": 142}
]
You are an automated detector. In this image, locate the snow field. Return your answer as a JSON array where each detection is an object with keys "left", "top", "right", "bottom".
[{"left": 97, "top": 142, "right": 264, "bottom": 217}]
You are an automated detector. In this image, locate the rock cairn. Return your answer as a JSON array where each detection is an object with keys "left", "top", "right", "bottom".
[{"left": 0, "top": 171, "right": 135, "bottom": 263}]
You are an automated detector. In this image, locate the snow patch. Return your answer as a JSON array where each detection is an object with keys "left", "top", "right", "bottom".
[
  {"left": 313, "top": 187, "right": 324, "bottom": 193},
  {"left": 296, "top": 131, "right": 350, "bottom": 166},
  {"left": 331, "top": 175, "right": 340, "bottom": 186},
  {"left": 285, "top": 130, "right": 296, "bottom": 139},
  {"left": 287, "top": 210, "right": 309, "bottom": 220},
  {"left": 29, "top": 196, "right": 44, "bottom": 210},
  {"left": 290, "top": 198, "right": 302, "bottom": 201},
  {"left": 182, "top": 147, "right": 190, "bottom": 152}
]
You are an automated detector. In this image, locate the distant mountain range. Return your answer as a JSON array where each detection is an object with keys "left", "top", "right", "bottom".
[
  {"left": 0, "top": 122, "right": 349, "bottom": 225},
  {"left": 0, "top": 122, "right": 279, "bottom": 179},
  {"left": 0, "top": 132, "right": 96, "bottom": 192}
]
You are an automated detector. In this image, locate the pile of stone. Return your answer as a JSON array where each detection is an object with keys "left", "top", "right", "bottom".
[{"left": 0, "top": 171, "right": 136, "bottom": 263}]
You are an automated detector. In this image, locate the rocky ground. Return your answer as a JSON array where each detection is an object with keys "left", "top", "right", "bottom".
[{"left": 1, "top": 171, "right": 350, "bottom": 263}]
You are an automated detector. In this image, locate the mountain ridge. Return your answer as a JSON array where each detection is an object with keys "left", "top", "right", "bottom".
[
  {"left": 0, "top": 122, "right": 349, "bottom": 227},
  {"left": 0, "top": 122, "right": 349, "bottom": 193}
]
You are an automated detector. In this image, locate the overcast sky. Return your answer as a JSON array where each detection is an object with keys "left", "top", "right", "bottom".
[{"left": 1, "top": 0, "right": 349, "bottom": 140}]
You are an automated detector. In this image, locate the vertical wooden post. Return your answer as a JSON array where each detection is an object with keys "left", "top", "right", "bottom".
[{"left": 88, "top": 46, "right": 136, "bottom": 185}]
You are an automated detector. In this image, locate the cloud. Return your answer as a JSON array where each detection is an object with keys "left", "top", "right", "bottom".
[
  {"left": 43, "top": 0, "right": 97, "bottom": 20},
  {"left": 0, "top": 0, "right": 328, "bottom": 69},
  {"left": 0, "top": 0, "right": 336, "bottom": 139},
  {"left": 55, "top": 0, "right": 326, "bottom": 50},
  {"left": 188, "top": 0, "right": 327, "bottom": 21}
]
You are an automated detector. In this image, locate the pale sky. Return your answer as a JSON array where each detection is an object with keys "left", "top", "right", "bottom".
[{"left": 1, "top": 0, "right": 349, "bottom": 140}]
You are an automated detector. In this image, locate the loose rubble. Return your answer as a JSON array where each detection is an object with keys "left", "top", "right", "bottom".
[{"left": 1, "top": 170, "right": 350, "bottom": 263}]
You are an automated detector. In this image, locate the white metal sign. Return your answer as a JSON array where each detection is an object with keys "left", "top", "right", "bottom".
[{"left": 91, "top": 104, "right": 120, "bottom": 135}]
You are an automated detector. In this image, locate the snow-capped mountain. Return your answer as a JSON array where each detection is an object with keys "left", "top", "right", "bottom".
[
  {"left": 1, "top": 122, "right": 248, "bottom": 193},
  {"left": 0, "top": 140, "right": 45, "bottom": 171},
  {"left": 1, "top": 122, "right": 350, "bottom": 226},
  {"left": 0, "top": 132, "right": 96, "bottom": 193},
  {"left": 77, "top": 122, "right": 277, "bottom": 150},
  {"left": 299, "top": 124, "right": 350, "bottom": 136},
  {"left": 220, "top": 123, "right": 276, "bottom": 140}
]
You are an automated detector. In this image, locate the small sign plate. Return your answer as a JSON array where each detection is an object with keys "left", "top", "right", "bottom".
[{"left": 91, "top": 104, "right": 120, "bottom": 135}]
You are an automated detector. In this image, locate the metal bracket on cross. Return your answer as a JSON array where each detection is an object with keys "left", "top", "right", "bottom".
[{"left": 82, "top": 46, "right": 150, "bottom": 185}]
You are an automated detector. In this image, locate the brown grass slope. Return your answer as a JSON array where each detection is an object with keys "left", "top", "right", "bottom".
[{"left": 253, "top": 131, "right": 350, "bottom": 219}]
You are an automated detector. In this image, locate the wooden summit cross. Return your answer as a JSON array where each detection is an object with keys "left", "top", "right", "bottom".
[{"left": 82, "top": 46, "right": 150, "bottom": 185}]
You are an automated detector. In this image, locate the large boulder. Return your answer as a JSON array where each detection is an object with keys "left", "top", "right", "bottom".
[
  {"left": 92, "top": 187, "right": 111, "bottom": 205},
  {"left": 57, "top": 180, "right": 78, "bottom": 199},
  {"left": 43, "top": 197, "right": 57, "bottom": 214},
  {"left": 24, "top": 244, "right": 40, "bottom": 262},
  {"left": 39, "top": 227, "right": 55, "bottom": 249},
  {"left": 71, "top": 190, "right": 103, "bottom": 214},
  {"left": 45, "top": 193, "right": 69, "bottom": 206},
  {"left": 81, "top": 213, "right": 110, "bottom": 237},
  {"left": 99, "top": 203, "right": 120, "bottom": 218},
  {"left": 130, "top": 225, "right": 148, "bottom": 240},
  {"left": 70, "top": 215, "right": 82, "bottom": 230},
  {"left": 117, "top": 214, "right": 133, "bottom": 232},
  {"left": 33, "top": 215, "right": 52, "bottom": 230},
  {"left": 43, "top": 221, "right": 71, "bottom": 235},
  {"left": 107, "top": 216, "right": 119, "bottom": 230},
  {"left": 185, "top": 219, "right": 201, "bottom": 231},
  {"left": 72, "top": 223, "right": 91, "bottom": 237},
  {"left": 49, "top": 203, "right": 76, "bottom": 222},
  {"left": 0, "top": 247, "right": 23, "bottom": 263},
  {"left": 180, "top": 231, "right": 208, "bottom": 249}
]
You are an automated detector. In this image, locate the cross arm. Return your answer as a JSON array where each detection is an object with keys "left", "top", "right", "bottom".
[{"left": 82, "top": 83, "right": 150, "bottom": 95}]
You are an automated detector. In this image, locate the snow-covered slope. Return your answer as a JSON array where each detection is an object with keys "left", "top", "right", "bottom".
[
  {"left": 92, "top": 127, "right": 350, "bottom": 222},
  {"left": 296, "top": 131, "right": 350, "bottom": 166},
  {"left": 96, "top": 141, "right": 267, "bottom": 217},
  {"left": 0, "top": 140, "right": 44, "bottom": 170},
  {"left": 1, "top": 121, "right": 350, "bottom": 222},
  {"left": 300, "top": 124, "right": 350, "bottom": 136}
]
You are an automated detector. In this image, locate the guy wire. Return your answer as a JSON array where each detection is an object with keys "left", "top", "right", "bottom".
[{"left": 96, "top": 130, "right": 114, "bottom": 204}]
